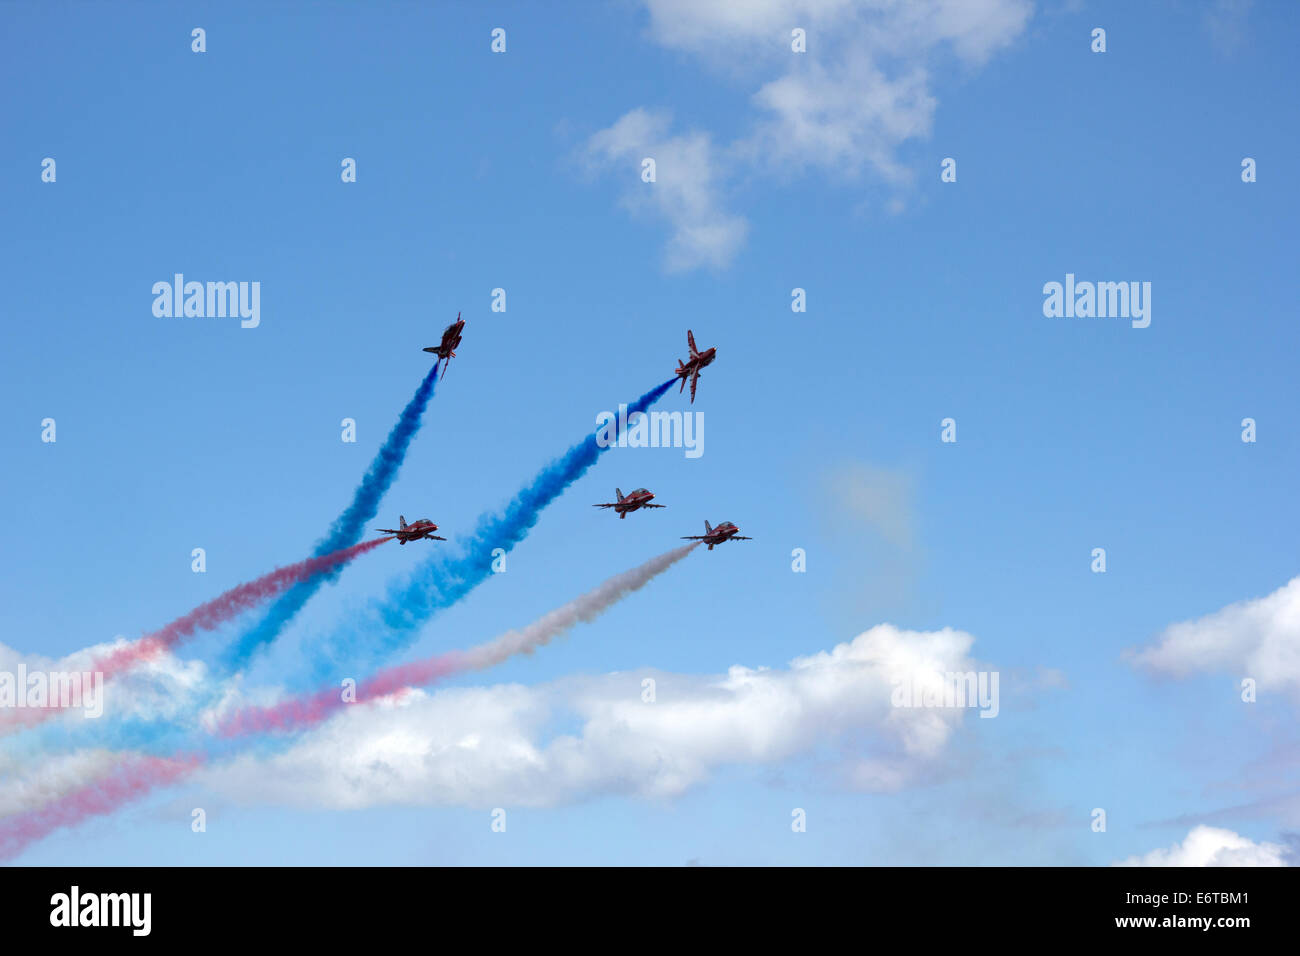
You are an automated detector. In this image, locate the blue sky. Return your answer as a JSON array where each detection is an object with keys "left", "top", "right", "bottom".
[{"left": 2, "top": 0, "right": 1298, "bottom": 866}]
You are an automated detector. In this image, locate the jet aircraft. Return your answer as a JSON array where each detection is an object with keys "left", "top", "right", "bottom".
[
  {"left": 592, "top": 487, "right": 666, "bottom": 519},
  {"left": 674, "top": 329, "right": 716, "bottom": 403},
  {"left": 376, "top": 515, "right": 447, "bottom": 544},
  {"left": 423, "top": 313, "right": 465, "bottom": 373},
  {"left": 681, "top": 519, "right": 751, "bottom": 550}
]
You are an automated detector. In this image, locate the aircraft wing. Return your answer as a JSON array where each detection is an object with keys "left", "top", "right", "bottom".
[
  {"left": 642, "top": 503, "right": 666, "bottom": 508},
  {"left": 376, "top": 529, "right": 401, "bottom": 535},
  {"left": 429, "top": 535, "right": 448, "bottom": 541},
  {"left": 592, "top": 503, "right": 617, "bottom": 508},
  {"left": 731, "top": 535, "right": 753, "bottom": 540},
  {"left": 681, "top": 534, "right": 708, "bottom": 540},
  {"left": 687, "top": 329, "right": 698, "bottom": 357},
  {"left": 689, "top": 368, "right": 700, "bottom": 402}
]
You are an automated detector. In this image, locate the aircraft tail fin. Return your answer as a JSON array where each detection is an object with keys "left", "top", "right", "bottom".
[
  {"left": 616, "top": 488, "right": 623, "bottom": 501},
  {"left": 399, "top": 516, "right": 407, "bottom": 530},
  {"left": 704, "top": 520, "right": 712, "bottom": 534}
]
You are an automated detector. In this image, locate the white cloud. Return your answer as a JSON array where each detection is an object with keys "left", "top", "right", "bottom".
[
  {"left": 638, "top": 0, "right": 1030, "bottom": 65},
  {"left": 201, "top": 623, "right": 987, "bottom": 810},
  {"left": 638, "top": 0, "right": 859, "bottom": 53},
  {"left": 745, "top": 58, "right": 934, "bottom": 183},
  {"left": 584, "top": 0, "right": 1031, "bottom": 269},
  {"left": 1114, "top": 825, "right": 1288, "bottom": 867},
  {"left": 1, "top": 621, "right": 994, "bottom": 829},
  {"left": 1129, "top": 577, "right": 1300, "bottom": 698},
  {"left": 584, "top": 108, "right": 748, "bottom": 272}
]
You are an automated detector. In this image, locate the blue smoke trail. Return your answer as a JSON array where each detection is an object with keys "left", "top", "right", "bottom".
[
  {"left": 223, "top": 363, "right": 439, "bottom": 669},
  {"left": 304, "top": 378, "right": 678, "bottom": 680}
]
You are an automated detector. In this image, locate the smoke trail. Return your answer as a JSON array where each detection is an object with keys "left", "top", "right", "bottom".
[
  {"left": 305, "top": 378, "right": 678, "bottom": 680},
  {"left": 3, "top": 544, "right": 697, "bottom": 856},
  {"left": 23, "top": 379, "right": 675, "bottom": 751},
  {"left": 225, "top": 363, "right": 439, "bottom": 668},
  {"left": 9, "top": 378, "right": 667, "bottom": 744},
  {"left": 0, "top": 537, "right": 392, "bottom": 736},
  {"left": 219, "top": 543, "right": 699, "bottom": 736},
  {"left": 0, "top": 754, "right": 198, "bottom": 861}
]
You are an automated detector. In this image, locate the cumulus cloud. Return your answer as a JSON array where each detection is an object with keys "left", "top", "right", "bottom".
[
  {"left": 584, "top": 0, "right": 1032, "bottom": 268},
  {"left": 584, "top": 108, "right": 748, "bottom": 272},
  {"left": 1129, "top": 577, "right": 1300, "bottom": 698},
  {"left": 1114, "top": 825, "right": 1289, "bottom": 867},
  {"left": 744, "top": 58, "right": 933, "bottom": 183},
  {"left": 201, "top": 623, "right": 988, "bottom": 810},
  {"left": 2, "top": 621, "right": 995, "bottom": 829}
]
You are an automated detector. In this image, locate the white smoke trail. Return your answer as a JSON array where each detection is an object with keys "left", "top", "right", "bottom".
[{"left": 459, "top": 543, "right": 701, "bottom": 671}]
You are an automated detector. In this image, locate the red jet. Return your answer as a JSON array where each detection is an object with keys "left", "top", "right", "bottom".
[
  {"left": 376, "top": 515, "right": 447, "bottom": 545},
  {"left": 592, "top": 487, "right": 666, "bottom": 519},
  {"left": 674, "top": 329, "right": 716, "bottom": 403},
  {"left": 682, "top": 519, "right": 752, "bottom": 551},
  {"left": 423, "top": 313, "right": 465, "bottom": 374}
]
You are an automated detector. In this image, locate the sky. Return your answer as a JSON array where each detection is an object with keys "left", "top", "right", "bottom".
[{"left": 1, "top": 0, "right": 1298, "bottom": 866}]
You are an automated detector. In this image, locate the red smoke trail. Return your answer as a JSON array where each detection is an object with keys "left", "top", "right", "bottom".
[
  {"left": 0, "top": 754, "right": 201, "bottom": 861},
  {"left": 216, "top": 651, "right": 468, "bottom": 736},
  {"left": 95, "top": 537, "right": 392, "bottom": 674},
  {"left": 0, "top": 537, "right": 391, "bottom": 733}
]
